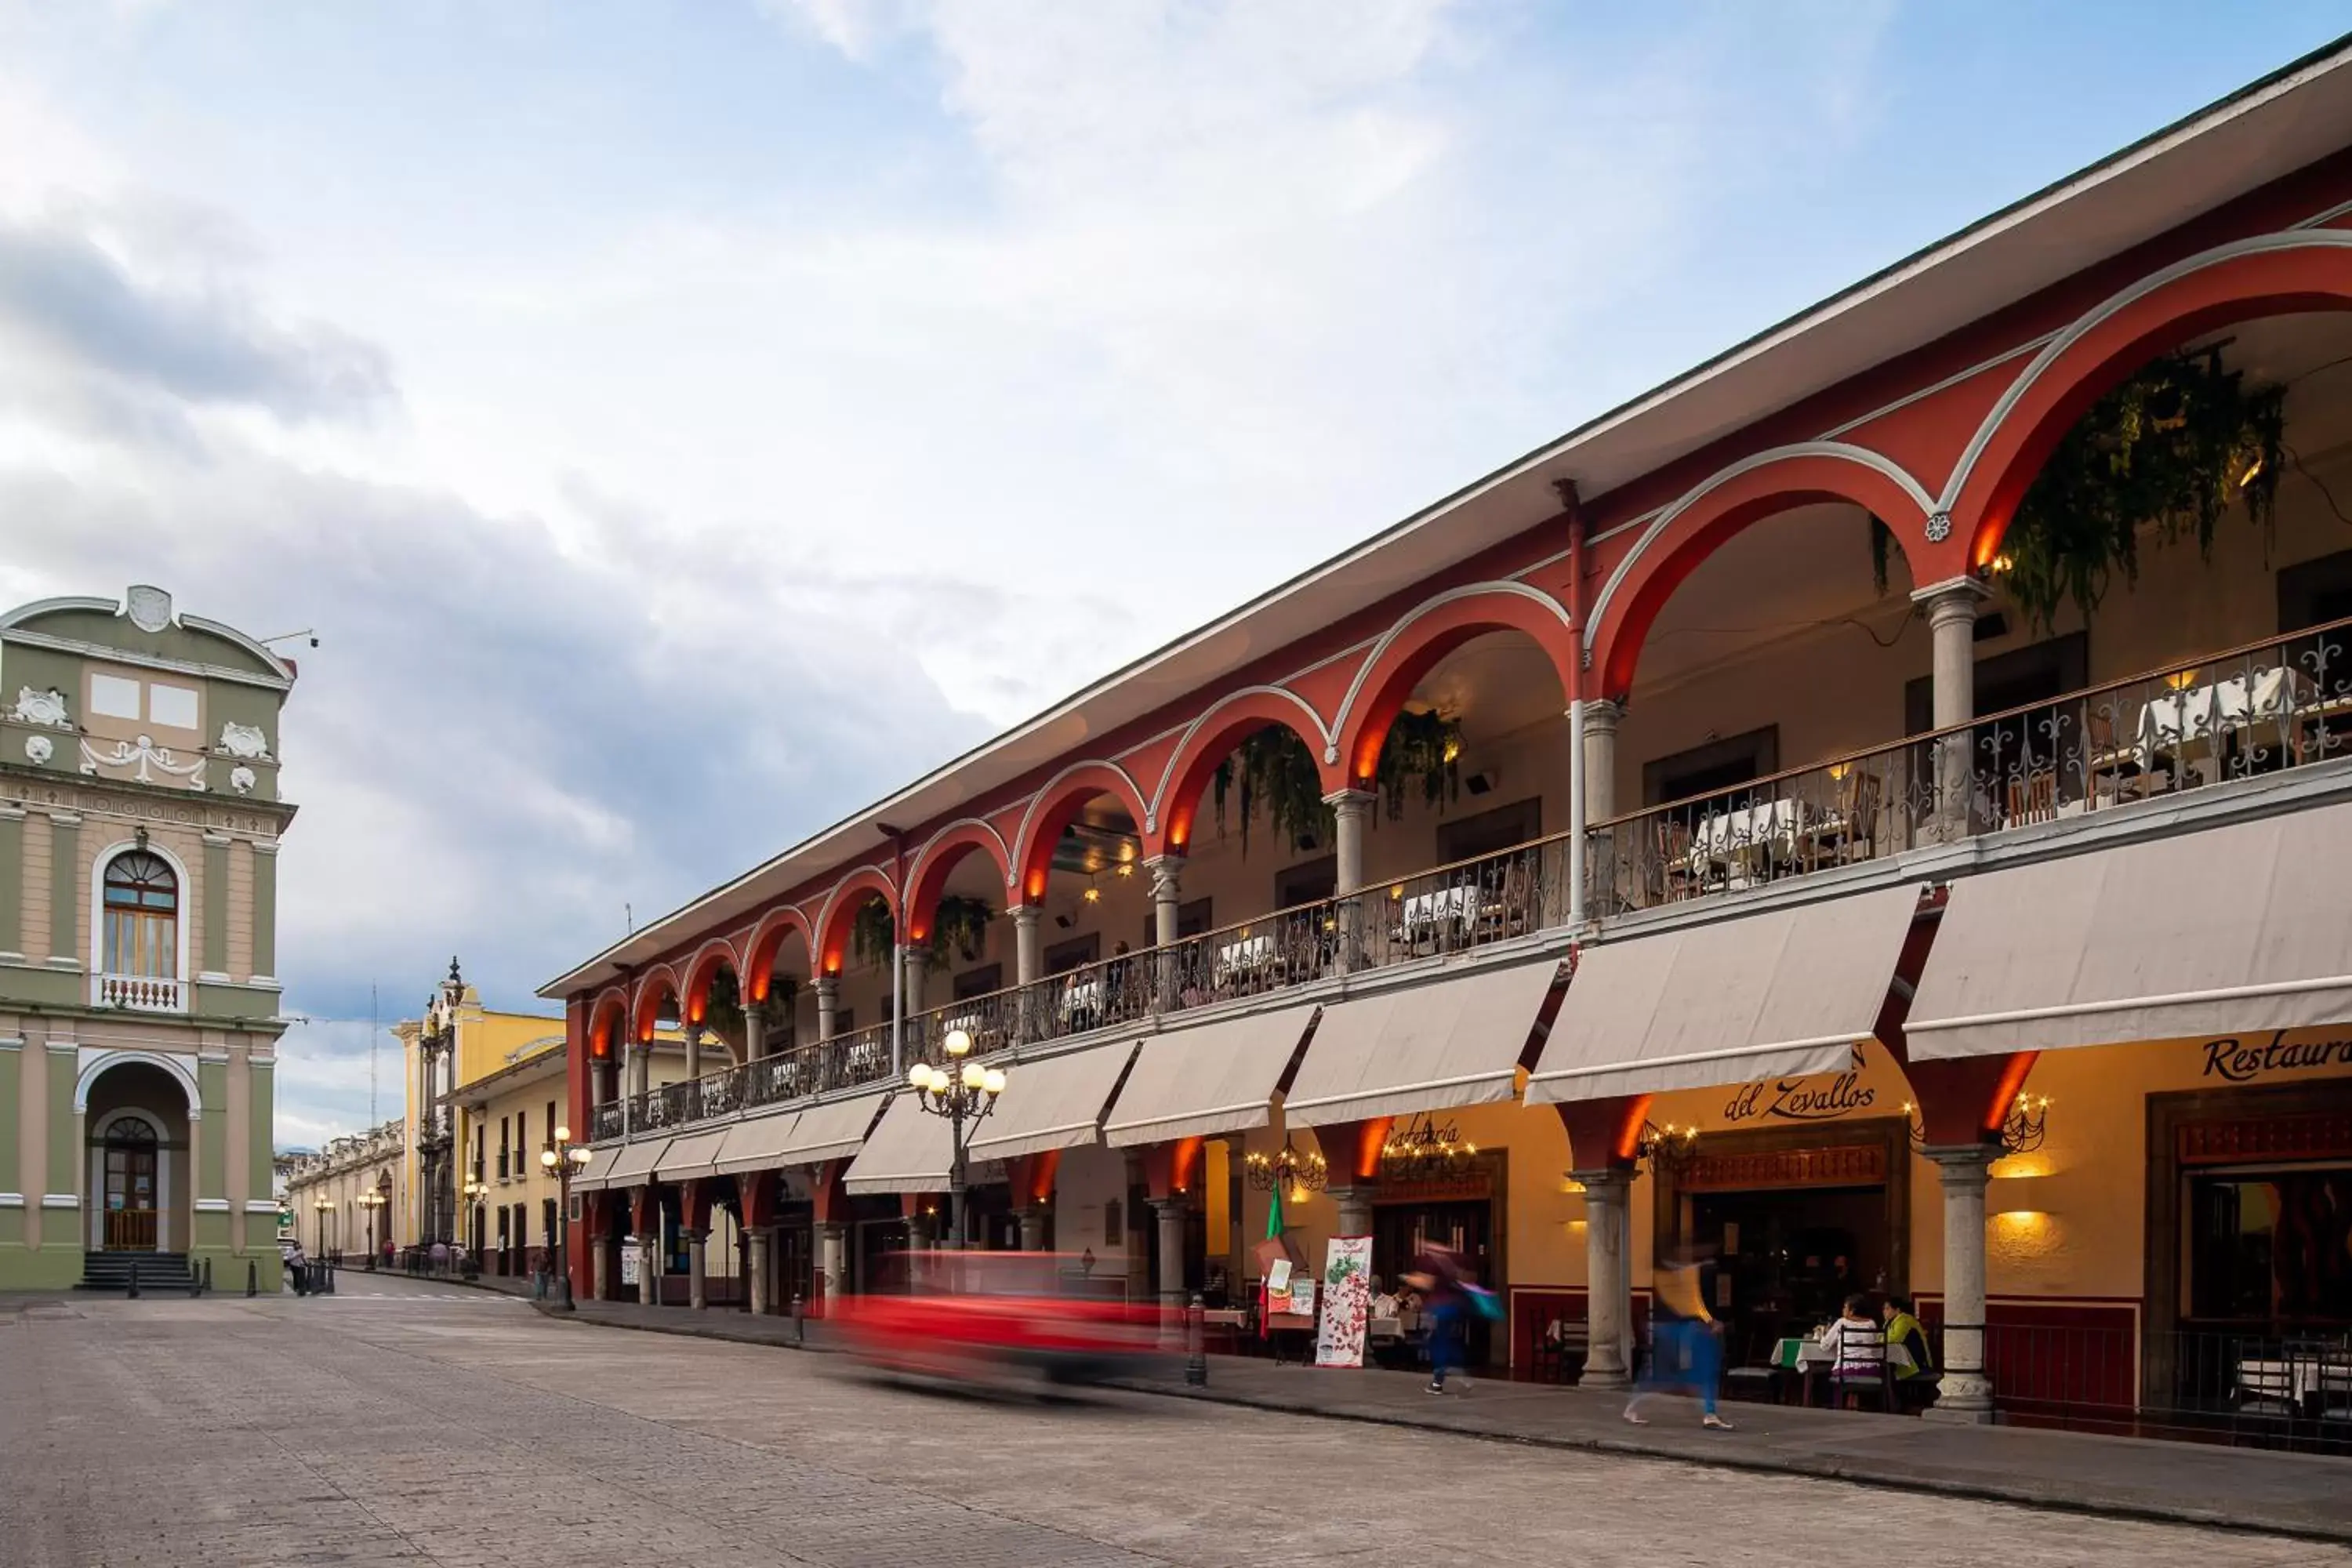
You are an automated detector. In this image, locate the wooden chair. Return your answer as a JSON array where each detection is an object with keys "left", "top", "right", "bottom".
[
  {"left": 1835, "top": 768, "right": 1884, "bottom": 864},
  {"left": 1654, "top": 817, "right": 1700, "bottom": 902},
  {"left": 1829, "top": 1323, "right": 1896, "bottom": 1411},
  {"left": 2004, "top": 771, "right": 2058, "bottom": 827}
]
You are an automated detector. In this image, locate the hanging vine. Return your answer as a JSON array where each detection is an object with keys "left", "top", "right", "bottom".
[
  {"left": 849, "top": 897, "right": 895, "bottom": 969},
  {"left": 1210, "top": 712, "right": 1465, "bottom": 856},
  {"left": 929, "top": 894, "right": 994, "bottom": 964},
  {"left": 1998, "top": 347, "right": 2284, "bottom": 630},
  {"left": 701, "top": 967, "right": 746, "bottom": 1054}
]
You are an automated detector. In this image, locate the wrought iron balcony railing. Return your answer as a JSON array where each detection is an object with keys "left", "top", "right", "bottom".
[{"left": 1586, "top": 611, "right": 2352, "bottom": 917}]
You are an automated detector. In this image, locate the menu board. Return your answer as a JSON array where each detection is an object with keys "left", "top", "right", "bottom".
[{"left": 1314, "top": 1236, "right": 1376, "bottom": 1367}]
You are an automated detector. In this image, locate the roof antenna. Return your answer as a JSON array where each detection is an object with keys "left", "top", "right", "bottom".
[
  {"left": 368, "top": 983, "right": 379, "bottom": 1124},
  {"left": 625, "top": 902, "right": 634, "bottom": 934}
]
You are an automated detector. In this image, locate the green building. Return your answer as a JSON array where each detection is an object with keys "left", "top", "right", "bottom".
[{"left": 0, "top": 586, "right": 296, "bottom": 1290}]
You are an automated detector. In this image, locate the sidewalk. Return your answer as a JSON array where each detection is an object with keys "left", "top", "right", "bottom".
[{"left": 544, "top": 1298, "right": 2352, "bottom": 1542}]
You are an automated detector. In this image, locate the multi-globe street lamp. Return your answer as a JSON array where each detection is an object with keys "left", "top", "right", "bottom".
[
  {"left": 359, "top": 1188, "right": 386, "bottom": 1268},
  {"left": 539, "top": 1124, "right": 593, "bottom": 1311},
  {"left": 312, "top": 1196, "right": 332, "bottom": 1259},
  {"left": 905, "top": 1028, "right": 1005, "bottom": 1250}
]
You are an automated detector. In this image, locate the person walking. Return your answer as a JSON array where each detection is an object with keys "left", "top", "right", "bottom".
[
  {"left": 1405, "top": 1246, "right": 1472, "bottom": 1396},
  {"left": 1624, "top": 1250, "right": 1733, "bottom": 1430}
]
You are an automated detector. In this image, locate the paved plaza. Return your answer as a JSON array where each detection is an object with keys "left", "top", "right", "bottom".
[{"left": 1, "top": 1274, "right": 2344, "bottom": 1568}]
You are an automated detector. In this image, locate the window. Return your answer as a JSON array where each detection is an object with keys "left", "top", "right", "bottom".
[
  {"left": 517, "top": 1110, "right": 528, "bottom": 1170},
  {"left": 102, "top": 850, "right": 178, "bottom": 978},
  {"left": 1045, "top": 934, "right": 1099, "bottom": 975},
  {"left": 2187, "top": 1168, "right": 2352, "bottom": 1327},
  {"left": 147, "top": 683, "right": 198, "bottom": 730},
  {"left": 1436, "top": 797, "right": 1542, "bottom": 864},
  {"left": 1643, "top": 728, "right": 1780, "bottom": 808},
  {"left": 90, "top": 673, "right": 142, "bottom": 720},
  {"left": 1145, "top": 897, "right": 1216, "bottom": 944},
  {"left": 953, "top": 963, "right": 1003, "bottom": 1000},
  {"left": 1276, "top": 856, "right": 1337, "bottom": 910}
]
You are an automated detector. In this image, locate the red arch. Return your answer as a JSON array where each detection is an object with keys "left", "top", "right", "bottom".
[
  {"left": 1334, "top": 586, "right": 1578, "bottom": 786},
  {"left": 904, "top": 822, "right": 1015, "bottom": 942},
  {"left": 588, "top": 988, "right": 628, "bottom": 1060},
  {"left": 1588, "top": 451, "right": 1932, "bottom": 700},
  {"left": 679, "top": 939, "right": 739, "bottom": 1026},
  {"left": 1952, "top": 237, "right": 2352, "bottom": 568},
  {"left": 1011, "top": 763, "right": 1153, "bottom": 904},
  {"left": 742, "top": 906, "right": 817, "bottom": 1002},
  {"left": 1152, "top": 689, "right": 1341, "bottom": 857},
  {"left": 815, "top": 867, "right": 899, "bottom": 978},
  {"left": 630, "top": 966, "right": 681, "bottom": 1044}
]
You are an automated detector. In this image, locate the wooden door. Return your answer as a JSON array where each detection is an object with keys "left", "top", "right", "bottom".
[{"left": 103, "top": 1136, "right": 159, "bottom": 1251}]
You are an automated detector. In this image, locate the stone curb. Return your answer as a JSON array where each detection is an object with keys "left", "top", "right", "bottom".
[{"left": 535, "top": 1304, "right": 2350, "bottom": 1547}]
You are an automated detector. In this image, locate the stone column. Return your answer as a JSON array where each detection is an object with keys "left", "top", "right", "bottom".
[
  {"left": 1152, "top": 1196, "right": 1191, "bottom": 1348},
  {"left": 686, "top": 1227, "right": 709, "bottom": 1310},
  {"left": 1914, "top": 578, "right": 1990, "bottom": 839},
  {"left": 1330, "top": 1184, "right": 1377, "bottom": 1239},
  {"left": 1017, "top": 1207, "right": 1047, "bottom": 1252},
  {"left": 1581, "top": 698, "right": 1623, "bottom": 822},
  {"left": 1325, "top": 788, "right": 1375, "bottom": 972},
  {"left": 907, "top": 1208, "right": 936, "bottom": 1252},
  {"left": 683, "top": 1023, "right": 705, "bottom": 1087},
  {"left": 591, "top": 1232, "right": 612, "bottom": 1301},
  {"left": 1572, "top": 1168, "right": 1634, "bottom": 1390},
  {"left": 1123, "top": 1149, "right": 1150, "bottom": 1306},
  {"left": 743, "top": 1000, "right": 770, "bottom": 1062},
  {"left": 1012, "top": 906, "right": 1043, "bottom": 985},
  {"left": 1225, "top": 1133, "right": 1248, "bottom": 1302},
  {"left": 746, "top": 1228, "right": 771, "bottom": 1315},
  {"left": 1147, "top": 855, "right": 1184, "bottom": 1008},
  {"left": 637, "top": 1231, "right": 659, "bottom": 1307},
  {"left": 815, "top": 976, "right": 840, "bottom": 1042},
  {"left": 817, "top": 1221, "right": 850, "bottom": 1307},
  {"left": 1924, "top": 1143, "right": 1999, "bottom": 1423},
  {"left": 902, "top": 946, "right": 929, "bottom": 1017}
]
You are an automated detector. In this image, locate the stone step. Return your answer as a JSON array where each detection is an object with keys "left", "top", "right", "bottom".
[{"left": 76, "top": 1252, "right": 199, "bottom": 1290}]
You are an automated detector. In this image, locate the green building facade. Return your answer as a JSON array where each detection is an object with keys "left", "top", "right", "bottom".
[{"left": 0, "top": 586, "right": 296, "bottom": 1290}]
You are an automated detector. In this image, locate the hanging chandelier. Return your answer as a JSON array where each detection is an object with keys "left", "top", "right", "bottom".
[
  {"left": 1380, "top": 1112, "right": 1476, "bottom": 1183},
  {"left": 1636, "top": 1119, "right": 1700, "bottom": 1176},
  {"left": 1245, "top": 1135, "right": 1327, "bottom": 1194}
]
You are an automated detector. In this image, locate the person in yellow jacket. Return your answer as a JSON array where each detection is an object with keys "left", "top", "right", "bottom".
[{"left": 1624, "top": 1250, "right": 1734, "bottom": 1430}]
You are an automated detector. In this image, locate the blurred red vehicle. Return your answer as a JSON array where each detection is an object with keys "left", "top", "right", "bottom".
[{"left": 834, "top": 1250, "right": 1163, "bottom": 1389}]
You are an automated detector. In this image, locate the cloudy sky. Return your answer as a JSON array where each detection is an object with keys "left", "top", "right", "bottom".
[{"left": 0, "top": 2, "right": 2340, "bottom": 1145}]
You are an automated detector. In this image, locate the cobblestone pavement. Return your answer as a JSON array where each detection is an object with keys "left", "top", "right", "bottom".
[{"left": 2, "top": 1276, "right": 2343, "bottom": 1568}]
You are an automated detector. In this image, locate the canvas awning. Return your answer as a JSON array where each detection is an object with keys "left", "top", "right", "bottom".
[
  {"left": 652, "top": 1127, "right": 730, "bottom": 1185},
  {"left": 590, "top": 1136, "right": 670, "bottom": 1192},
  {"left": 842, "top": 1093, "right": 953, "bottom": 1195},
  {"left": 1907, "top": 807, "right": 2352, "bottom": 1058},
  {"left": 571, "top": 1144, "right": 622, "bottom": 1192},
  {"left": 712, "top": 1111, "right": 802, "bottom": 1176},
  {"left": 1283, "top": 960, "right": 1566, "bottom": 1127},
  {"left": 1527, "top": 884, "right": 1922, "bottom": 1104},
  {"left": 775, "top": 1093, "right": 890, "bottom": 1167},
  {"left": 967, "top": 1041, "right": 1140, "bottom": 1163},
  {"left": 1102, "top": 1004, "right": 1319, "bottom": 1148}
]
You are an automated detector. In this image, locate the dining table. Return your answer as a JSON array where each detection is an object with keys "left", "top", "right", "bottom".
[{"left": 1769, "top": 1334, "right": 1918, "bottom": 1405}]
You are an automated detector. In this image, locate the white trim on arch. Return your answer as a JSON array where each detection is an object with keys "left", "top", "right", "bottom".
[
  {"left": 74, "top": 1047, "right": 203, "bottom": 1120},
  {"left": 1331, "top": 580, "right": 1577, "bottom": 742},
  {"left": 905, "top": 818, "right": 1019, "bottom": 902},
  {"left": 1583, "top": 442, "right": 1936, "bottom": 655},
  {"left": 87, "top": 836, "right": 194, "bottom": 1006},
  {"left": 1149, "top": 686, "right": 1338, "bottom": 817},
  {"left": 1011, "top": 759, "right": 1155, "bottom": 857},
  {"left": 1936, "top": 229, "right": 2352, "bottom": 514},
  {"left": 87, "top": 1105, "right": 176, "bottom": 1253}
]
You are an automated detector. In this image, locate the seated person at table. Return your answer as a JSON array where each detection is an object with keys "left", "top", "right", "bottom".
[
  {"left": 1881, "top": 1294, "right": 1937, "bottom": 1406},
  {"left": 1817, "top": 1294, "right": 1886, "bottom": 1388}
]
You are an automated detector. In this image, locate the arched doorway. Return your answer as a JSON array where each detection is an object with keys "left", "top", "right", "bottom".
[{"left": 81, "top": 1058, "right": 197, "bottom": 1255}]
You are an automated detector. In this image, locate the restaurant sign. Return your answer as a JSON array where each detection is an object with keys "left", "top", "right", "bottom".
[
  {"left": 2200, "top": 1028, "right": 2352, "bottom": 1083},
  {"left": 1721, "top": 1044, "right": 1881, "bottom": 1126}
]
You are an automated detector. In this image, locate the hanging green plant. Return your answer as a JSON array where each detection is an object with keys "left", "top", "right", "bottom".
[
  {"left": 849, "top": 897, "right": 895, "bottom": 969},
  {"left": 1374, "top": 709, "right": 1463, "bottom": 822},
  {"left": 1209, "top": 711, "right": 1464, "bottom": 856},
  {"left": 1998, "top": 347, "right": 2283, "bottom": 630},
  {"left": 1212, "top": 728, "right": 1329, "bottom": 855},
  {"left": 702, "top": 967, "right": 746, "bottom": 1053},
  {"left": 1867, "top": 514, "right": 1895, "bottom": 597},
  {"left": 928, "top": 894, "right": 994, "bottom": 964}
]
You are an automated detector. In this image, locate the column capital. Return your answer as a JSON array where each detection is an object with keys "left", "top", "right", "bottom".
[
  {"left": 1010, "top": 904, "right": 1044, "bottom": 927},
  {"left": 1921, "top": 1141, "right": 1999, "bottom": 1186},
  {"left": 1145, "top": 855, "right": 1183, "bottom": 901},
  {"left": 1566, "top": 1166, "right": 1635, "bottom": 1196},
  {"left": 1910, "top": 574, "right": 1994, "bottom": 619},
  {"left": 1322, "top": 787, "right": 1376, "bottom": 816},
  {"left": 813, "top": 974, "right": 840, "bottom": 997},
  {"left": 1577, "top": 695, "right": 1625, "bottom": 735},
  {"left": 682, "top": 1022, "right": 706, "bottom": 1044}
]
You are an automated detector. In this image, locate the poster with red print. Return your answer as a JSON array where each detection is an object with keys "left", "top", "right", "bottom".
[{"left": 1314, "top": 1236, "right": 1375, "bottom": 1368}]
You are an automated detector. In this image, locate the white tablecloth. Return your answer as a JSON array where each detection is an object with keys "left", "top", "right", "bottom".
[
  {"left": 2137, "top": 666, "right": 2303, "bottom": 760},
  {"left": 1691, "top": 798, "right": 1801, "bottom": 862},
  {"left": 1399, "top": 885, "right": 1478, "bottom": 937}
]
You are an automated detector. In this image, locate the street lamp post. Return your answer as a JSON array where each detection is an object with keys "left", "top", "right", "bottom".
[
  {"left": 463, "top": 1176, "right": 489, "bottom": 1265},
  {"left": 312, "top": 1196, "right": 332, "bottom": 1261},
  {"left": 360, "top": 1189, "right": 385, "bottom": 1268},
  {"left": 904, "top": 1028, "right": 1006, "bottom": 1250},
  {"left": 539, "top": 1124, "right": 593, "bottom": 1311}
]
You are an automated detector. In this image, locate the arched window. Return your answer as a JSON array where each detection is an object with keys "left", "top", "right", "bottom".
[{"left": 103, "top": 851, "right": 178, "bottom": 978}]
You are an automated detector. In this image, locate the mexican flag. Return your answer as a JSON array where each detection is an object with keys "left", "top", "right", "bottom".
[{"left": 1258, "top": 1184, "right": 1284, "bottom": 1338}]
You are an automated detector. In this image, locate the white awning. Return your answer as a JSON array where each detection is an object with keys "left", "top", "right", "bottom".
[
  {"left": 572, "top": 1144, "right": 622, "bottom": 1192},
  {"left": 775, "top": 1093, "right": 890, "bottom": 1167},
  {"left": 593, "top": 1136, "right": 670, "bottom": 1192},
  {"left": 842, "top": 1094, "right": 951, "bottom": 1195},
  {"left": 713, "top": 1111, "right": 802, "bottom": 1177},
  {"left": 1907, "top": 807, "right": 2352, "bottom": 1058},
  {"left": 652, "top": 1127, "right": 731, "bottom": 1185},
  {"left": 1527, "top": 884, "right": 1922, "bottom": 1104},
  {"left": 1283, "top": 960, "right": 1566, "bottom": 1128},
  {"left": 967, "top": 1041, "right": 1140, "bottom": 1163},
  {"left": 1102, "top": 1004, "right": 1318, "bottom": 1148}
]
